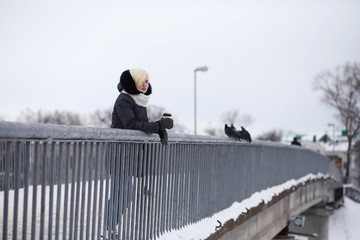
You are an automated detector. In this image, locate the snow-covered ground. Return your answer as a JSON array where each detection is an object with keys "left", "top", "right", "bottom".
[{"left": 329, "top": 197, "right": 360, "bottom": 240}]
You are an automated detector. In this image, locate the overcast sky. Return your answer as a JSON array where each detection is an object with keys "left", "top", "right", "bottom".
[{"left": 1, "top": 0, "right": 359, "bottom": 136}]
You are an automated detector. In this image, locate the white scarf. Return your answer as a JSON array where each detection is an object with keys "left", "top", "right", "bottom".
[{"left": 121, "top": 90, "right": 150, "bottom": 107}]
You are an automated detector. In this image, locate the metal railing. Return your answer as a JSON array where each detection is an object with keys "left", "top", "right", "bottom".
[{"left": 0, "top": 122, "right": 342, "bottom": 240}]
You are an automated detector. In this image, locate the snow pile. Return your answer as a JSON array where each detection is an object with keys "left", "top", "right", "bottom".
[
  {"left": 329, "top": 197, "right": 360, "bottom": 240},
  {"left": 157, "top": 173, "right": 327, "bottom": 240}
]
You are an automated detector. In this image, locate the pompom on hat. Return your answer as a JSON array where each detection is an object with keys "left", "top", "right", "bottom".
[{"left": 117, "top": 69, "right": 152, "bottom": 95}]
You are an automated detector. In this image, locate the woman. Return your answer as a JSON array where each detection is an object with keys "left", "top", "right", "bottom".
[
  {"left": 111, "top": 68, "right": 173, "bottom": 144},
  {"left": 105, "top": 69, "right": 173, "bottom": 237}
]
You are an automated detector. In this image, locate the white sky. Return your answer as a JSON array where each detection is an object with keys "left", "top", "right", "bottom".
[{"left": 1, "top": 0, "right": 360, "bottom": 136}]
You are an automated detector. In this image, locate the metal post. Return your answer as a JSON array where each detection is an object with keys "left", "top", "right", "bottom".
[
  {"left": 194, "top": 66, "right": 208, "bottom": 135},
  {"left": 194, "top": 71, "right": 197, "bottom": 135},
  {"left": 328, "top": 123, "right": 335, "bottom": 161}
]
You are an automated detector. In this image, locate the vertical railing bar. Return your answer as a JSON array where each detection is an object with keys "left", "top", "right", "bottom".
[
  {"left": 119, "top": 143, "right": 127, "bottom": 240},
  {"left": 162, "top": 145, "right": 169, "bottom": 233},
  {"left": 125, "top": 143, "right": 135, "bottom": 239},
  {"left": 211, "top": 145, "right": 217, "bottom": 213},
  {"left": 130, "top": 143, "right": 140, "bottom": 240},
  {"left": 79, "top": 142, "right": 89, "bottom": 240},
  {"left": 98, "top": 142, "right": 107, "bottom": 240},
  {"left": 155, "top": 144, "right": 162, "bottom": 236},
  {"left": 154, "top": 143, "right": 162, "bottom": 238},
  {"left": 148, "top": 143, "right": 157, "bottom": 240},
  {"left": 91, "top": 143, "right": 100, "bottom": 240},
  {"left": 187, "top": 144, "right": 193, "bottom": 226},
  {"left": 167, "top": 144, "right": 175, "bottom": 231},
  {"left": 22, "top": 142, "right": 31, "bottom": 240},
  {"left": 73, "top": 142, "right": 84, "bottom": 240},
  {"left": 137, "top": 143, "right": 142, "bottom": 240},
  {"left": 108, "top": 143, "right": 120, "bottom": 239},
  {"left": 160, "top": 145, "right": 168, "bottom": 234},
  {"left": 138, "top": 144, "right": 151, "bottom": 239},
  {"left": 68, "top": 142, "right": 78, "bottom": 240},
  {"left": 160, "top": 144, "right": 166, "bottom": 235},
  {"left": 31, "top": 142, "right": 40, "bottom": 240},
  {"left": 164, "top": 144, "right": 170, "bottom": 233},
  {"left": 116, "top": 143, "right": 124, "bottom": 240},
  {"left": 145, "top": 143, "right": 155, "bottom": 240},
  {"left": 194, "top": 144, "right": 200, "bottom": 222},
  {"left": 136, "top": 144, "right": 142, "bottom": 240},
  {"left": 55, "top": 142, "right": 64, "bottom": 240},
  {"left": 181, "top": 143, "right": 187, "bottom": 228},
  {"left": 178, "top": 143, "right": 184, "bottom": 229},
  {"left": 106, "top": 143, "right": 114, "bottom": 239},
  {"left": 105, "top": 143, "right": 115, "bottom": 240},
  {"left": 39, "top": 142, "right": 48, "bottom": 240},
  {"left": 48, "top": 142, "right": 56, "bottom": 240},
  {"left": 162, "top": 144, "right": 170, "bottom": 233},
  {"left": 181, "top": 143, "right": 187, "bottom": 227},
  {"left": 155, "top": 144, "right": 162, "bottom": 237},
  {"left": 122, "top": 143, "right": 131, "bottom": 240},
  {"left": 199, "top": 144, "right": 206, "bottom": 220},
  {"left": 62, "top": 142, "right": 71, "bottom": 240},
  {"left": 172, "top": 144, "right": 179, "bottom": 230},
  {"left": 102, "top": 142, "right": 110, "bottom": 239},
  {"left": 193, "top": 144, "right": 198, "bottom": 222},
  {"left": 200, "top": 144, "right": 206, "bottom": 220},
  {"left": 86, "top": 142, "right": 94, "bottom": 240},
  {"left": 117, "top": 142, "right": 126, "bottom": 240},
  {"left": 12, "top": 141, "right": 21, "bottom": 239},
  {"left": 182, "top": 144, "right": 191, "bottom": 226},
  {"left": 134, "top": 143, "right": 143, "bottom": 240},
  {"left": 177, "top": 143, "right": 184, "bottom": 228},
  {"left": 3, "top": 142, "right": 12, "bottom": 240},
  {"left": 140, "top": 143, "right": 148, "bottom": 240},
  {"left": 189, "top": 144, "right": 196, "bottom": 224},
  {"left": 188, "top": 144, "right": 194, "bottom": 223}
]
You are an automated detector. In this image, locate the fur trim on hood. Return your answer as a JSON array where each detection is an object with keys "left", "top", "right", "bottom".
[{"left": 117, "top": 70, "right": 152, "bottom": 95}]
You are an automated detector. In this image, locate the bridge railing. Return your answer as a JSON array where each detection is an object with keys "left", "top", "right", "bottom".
[{"left": 0, "top": 122, "right": 342, "bottom": 240}]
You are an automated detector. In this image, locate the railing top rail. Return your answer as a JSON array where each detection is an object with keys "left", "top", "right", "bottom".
[{"left": 0, "top": 121, "right": 323, "bottom": 151}]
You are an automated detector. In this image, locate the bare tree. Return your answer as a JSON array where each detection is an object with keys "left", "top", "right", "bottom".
[
  {"left": 313, "top": 61, "right": 360, "bottom": 182},
  {"left": 222, "top": 109, "right": 239, "bottom": 125},
  {"left": 17, "top": 108, "right": 83, "bottom": 125},
  {"left": 147, "top": 104, "right": 190, "bottom": 133},
  {"left": 257, "top": 129, "right": 283, "bottom": 142},
  {"left": 86, "top": 108, "right": 112, "bottom": 127},
  {"left": 222, "top": 109, "right": 255, "bottom": 127}
]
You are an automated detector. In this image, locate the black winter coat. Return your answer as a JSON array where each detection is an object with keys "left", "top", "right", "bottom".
[{"left": 110, "top": 93, "right": 160, "bottom": 133}]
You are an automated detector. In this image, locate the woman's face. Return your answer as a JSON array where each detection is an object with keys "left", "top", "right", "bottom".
[{"left": 139, "top": 78, "right": 149, "bottom": 93}]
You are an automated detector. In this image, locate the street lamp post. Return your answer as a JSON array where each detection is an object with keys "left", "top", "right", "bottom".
[
  {"left": 328, "top": 123, "right": 335, "bottom": 161},
  {"left": 194, "top": 66, "right": 208, "bottom": 135}
]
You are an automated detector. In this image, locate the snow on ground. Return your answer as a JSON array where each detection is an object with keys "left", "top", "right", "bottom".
[
  {"left": 156, "top": 173, "right": 327, "bottom": 240},
  {"left": 329, "top": 196, "right": 360, "bottom": 240}
]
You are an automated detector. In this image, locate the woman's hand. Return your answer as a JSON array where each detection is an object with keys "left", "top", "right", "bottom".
[{"left": 157, "top": 113, "right": 174, "bottom": 130}]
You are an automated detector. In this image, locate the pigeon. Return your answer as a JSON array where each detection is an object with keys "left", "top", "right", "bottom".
[
  {"left": 224, "top": 124, "right": 238, "bottom": 140},
  {"left": 236, "top": 126, "right": 252, "bottom": 143},
  {"left": 224, "top": 124, "right": 252, "bottom": 143}
]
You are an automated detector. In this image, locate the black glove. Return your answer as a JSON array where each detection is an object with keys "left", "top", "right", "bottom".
[
  {"left": 159, "top": 129, "right": 168, "bottom": 145},
  {"left": 157, "top": 113, "right": 174, "bottom": 130}
]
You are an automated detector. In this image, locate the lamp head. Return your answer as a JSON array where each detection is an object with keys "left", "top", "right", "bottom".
[{"left": 195, "top": 66, "right": 208, "bottom": 72}]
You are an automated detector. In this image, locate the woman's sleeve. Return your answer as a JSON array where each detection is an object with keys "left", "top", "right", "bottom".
[{"left": 115, "top": 97, "right": 160, "bottom": 133}]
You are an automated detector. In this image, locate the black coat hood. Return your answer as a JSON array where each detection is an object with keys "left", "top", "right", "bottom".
[{"left": 117, "top": 70, "right": 152, "bottom": 95}]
